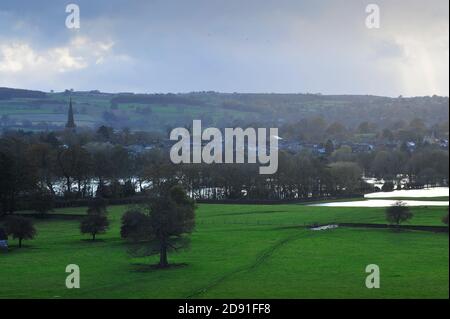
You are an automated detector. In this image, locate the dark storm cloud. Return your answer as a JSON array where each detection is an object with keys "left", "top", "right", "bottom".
[{"left": 0, "top": 0, "right": 448, "bottom": 96}]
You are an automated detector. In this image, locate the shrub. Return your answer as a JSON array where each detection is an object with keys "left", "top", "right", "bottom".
[
  {"left": 382, "top": 181, "right": 395, "bottom": 192},
  {"left": 386, "top": 201, "right": 413, "bottom": 226},
  {"left": 442, "top": 211, "right": 449, "bottom": 226}
]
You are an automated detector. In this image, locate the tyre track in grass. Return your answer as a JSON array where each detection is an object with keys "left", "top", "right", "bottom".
[{"left": 185, "top": 229, "right": 313, "bottom": 299}]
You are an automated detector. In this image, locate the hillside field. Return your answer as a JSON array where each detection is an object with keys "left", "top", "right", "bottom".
[
  {"left": 0, "top": 204, "right": 448, "bottom": 299},
  {"left": 1, "top": 89, "right": 448, "bottom": 133}
]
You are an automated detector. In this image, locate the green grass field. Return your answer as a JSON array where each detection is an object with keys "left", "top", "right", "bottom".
[
  {"left": 0, "top": 94, "right": 259, "bottom": 131},
  {"left": 0, "top": 204, "right": 448, "bottom": 299}
]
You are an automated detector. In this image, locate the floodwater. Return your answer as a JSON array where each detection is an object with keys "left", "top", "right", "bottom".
[
  {"left": 311, "top": 187, "right": 449, "bottom": 207},
  {"left": 311, "top": 224, "right": 339, "bottom": 231},
  {"left": 364, "top": 187, "right": 449, "bottom": 199},
  {"left": 311, "top": 199, "right": 448, "bottom": 207}
]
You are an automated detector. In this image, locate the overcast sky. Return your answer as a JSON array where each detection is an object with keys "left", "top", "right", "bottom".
[{"left": 0, "top": 0, "right": 448, "bottom": 96}]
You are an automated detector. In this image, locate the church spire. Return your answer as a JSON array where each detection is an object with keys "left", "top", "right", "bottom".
[{"left": 66, "top": 97, "right": 76, "bottom": 129}]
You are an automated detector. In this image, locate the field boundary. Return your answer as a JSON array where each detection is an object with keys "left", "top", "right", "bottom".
[
  {"left": 6, "top": 213, "right": 447, "bottom": 233},
  {"left": 336, "top": 223, "right": 449, "bottom": 233},
  {"left": 0, "top": 213, "right": 85, "bottom": 220},
  {"left": 196, "top": 195, "right": 363, "bottom": 205}
]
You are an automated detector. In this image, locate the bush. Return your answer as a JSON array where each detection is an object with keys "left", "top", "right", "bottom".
[
  {"left": 386, "top": 201, "right": 413, "bottom": 226},
  {"left": 442, "top": 212, "right": 449, "bottom": 226},
  {"left": 382, "top": 181, "right": 395, "bottom": 192}
]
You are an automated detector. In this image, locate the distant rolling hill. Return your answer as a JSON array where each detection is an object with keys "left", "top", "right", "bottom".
[{"left": 0, "top": 87, "right": 448, "bottom": 133}]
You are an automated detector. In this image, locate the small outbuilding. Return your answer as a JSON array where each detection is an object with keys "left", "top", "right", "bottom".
[{"left": 0, "top": 227, "right": 8, "bottom": 251}]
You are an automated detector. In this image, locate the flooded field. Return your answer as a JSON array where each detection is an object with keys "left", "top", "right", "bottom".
[
  {"left": 311, "top": 199, "right": 448, "bottom": 207},
  {"left": 364, "top": 187, "right": 449, "bottom": 199},
  {"left": 311, "top": 187, "right": 449, "bottom": 207}
]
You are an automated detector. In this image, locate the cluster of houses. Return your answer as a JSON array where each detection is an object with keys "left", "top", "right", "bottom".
[
  {"left": 422, "top": 133, "right": 449, "bottom": 149},
  {"left": 118, "top": 134, "right": 449, "bottom": 158},
  {"left": 277, "top": 133, "right": 448, "bottom": 156},
  {"left": 278, "top": 140, "right": 374, "bottom": 155}
]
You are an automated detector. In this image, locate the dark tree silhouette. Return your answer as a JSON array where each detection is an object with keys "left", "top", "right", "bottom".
[
  {"left": 31, "top": 191, "right": 54, "bottom": 216},
  {"left": 121, "top": 184, "right": 195, "bottom": 268},
  {"left": 0, "top": 138, "right": 38, "bottom": 216},
  {"left": 80, "top": 197, "right": 109, "bottom": 241},
  {"left": 382, "top": 181, "right": 395, "bottom": 192},
  {"left": 120, "top": 209, "right": 150, "bottom": 240},
  {"left": 80, "top": 213, "right": 109, "bottom": 241},
  {"left": 386, "top": 201, "right": 413, "bottom": 227},
  {"left": 4, "top": 216, "right": 36, "bottom": 248},
  {"left": 442, "top": 210, "right": 449, "bottom": 226},
  {"left": 87, "top": 197, "right": 108, "bottom": 215}
]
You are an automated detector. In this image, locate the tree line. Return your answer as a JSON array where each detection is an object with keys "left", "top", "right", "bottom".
[
  {"left": 1, "top": 183, "right": 196, "bottom": 269},
  {"left": 0, "top": 127, "right": 448, "bottom": 216}
]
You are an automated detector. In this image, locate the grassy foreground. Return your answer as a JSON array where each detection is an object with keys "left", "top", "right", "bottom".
[{"left": 0, "top": 204, "right": 448, "bottom": 299}]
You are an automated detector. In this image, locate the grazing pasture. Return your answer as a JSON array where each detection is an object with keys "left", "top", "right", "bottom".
[{"left": 0, "top": 204, "right": 448, "bottom": 299}]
